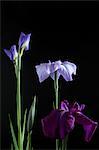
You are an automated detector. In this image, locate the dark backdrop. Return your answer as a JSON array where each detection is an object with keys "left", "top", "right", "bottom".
[{"left": 1, "top": 1, "right": 99, "bottom": 150}]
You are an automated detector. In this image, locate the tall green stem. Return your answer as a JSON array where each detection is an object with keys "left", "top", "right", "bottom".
[
  {"left": 54, "top": 71, "right": 59, "bottom": 150},
  {"left": 16, "top": 54, "right": 22, "bottom": 150},
  {"left": 54, "top": 71, "right": 68, "bottom": 150}
]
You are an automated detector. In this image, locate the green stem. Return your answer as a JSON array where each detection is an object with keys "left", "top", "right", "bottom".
[
  {"left": 26, "top": 131, "right": 32, "bottom": 150},
  {"left": 16, "top": 54, "right": 22, "bottom": 150},
  {"left": 54, "top": 71, "right": 68, "bottom": 150},
  {"left": 62, "top": 135, "right": 68, "bottom": 150},
  {"left": 54, "top": 71, "right": 59, "bottom": 109},
  {"left": 54, "top": 71, "right": 59, "bottom": 150}
]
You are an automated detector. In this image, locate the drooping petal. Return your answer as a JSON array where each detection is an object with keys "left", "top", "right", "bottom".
[
  {"left": 35, "top": 62, "right": 51, "bottom": 82},
  {"left": 59, "top": 61, "right": 77, "bottom": 81},
  {"left": 41, "top": 109, "right": 75, "bottom": 139},
  {"left": 4, "top": 45, "right": 18, "bottom": 61},
  {"left": 75, "top": 112, "right": 98, "bottom": 142},
  {"left": 58, "top": 65, "right": 73, "bottom": 81},
  {"left": 59, "top": 111, "right": 75, "bottom": 139},
  {"left": 63, "top": 61, "right": 77, "bottom": 75},
  {"left": 18, "top": 32, "right": 31, "bottom": 50},
  {"left": 41, "top": 110, "right": 60, "bottom": 138}
]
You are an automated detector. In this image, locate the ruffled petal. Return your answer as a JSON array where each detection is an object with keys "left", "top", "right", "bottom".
[
  {"left": 63, "top": 61, "right": 77, "bottom": 75},
  {"left": 58, "top": 65, "right": 72, "bottom": 81},
  {"left": 35, "top": 62, "right": 51, "bottom": 82},
  {"left": 60, "top": 61, "right": 77, "bottom": 81},
  {"left": 41, "top": 110, "right": 60, "bottom": 138},
  {"left": 75, "top": 112, "right": 98, "bottom": 142},
  {"left": 59, "top": 111, "right": 75, "bottom": 139}
]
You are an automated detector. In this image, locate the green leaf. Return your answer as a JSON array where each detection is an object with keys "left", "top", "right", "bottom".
[
  {"left": 53, "top": 101, "right": 55, "bottom": 109},
  {"left": 26, "top": 138, "right": 29, "bottom": 150},
  {"left": 11, "top": 143, "right": 14, "bottom": 150},
  {"left": 22, "top": 109, "right": 27, "bottom": 145},
  {"left": 26, "top": 131, "right": 32, "bottom": 150},
  {"left": 9, "top": 115, "right": 19, "bottom": 150},
  {"left": 27, "top": 96, "right": 36, "bottom": 132}
]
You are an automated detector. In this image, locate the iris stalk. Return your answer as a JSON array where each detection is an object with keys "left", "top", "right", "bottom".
[
  {"left": 16, "top": 49, "right": 22, "bottom": 150},
  {"left": 54, "top": 71, "right": 68, "bottom": 150},
  {"left": 54, "top": 71, "right": 59, "bottom": 150}
]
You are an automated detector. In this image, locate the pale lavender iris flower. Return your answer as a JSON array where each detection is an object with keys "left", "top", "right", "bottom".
[
  {"left": 35, "top": 60, "right": 77, "bottom": 83},
  {"left": 41, "top": 100, "right": 98, "bottom": 142},
  {"left": 4, "top": 45, "right": 18, "bottom": 61},
  {"left": 18, "top": 32, "right": 31, "bottom": 50}
]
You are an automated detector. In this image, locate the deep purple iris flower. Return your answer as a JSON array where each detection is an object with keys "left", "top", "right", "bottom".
[
  {"left": 41, "top": 100, "right": 98, "bottom": 142},
  {"left": 4, "top": 45, "right": 18, "bottom": 61},
  {"left": 35, "top": 60, "right": 77, "bottom": 83},
  {"left": 18, "top": 32, "right": 31, "bottom": 50}
]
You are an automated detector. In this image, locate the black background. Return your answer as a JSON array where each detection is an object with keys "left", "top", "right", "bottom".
[{"left": 1, "top": 1, "right": 99, "bottom": 150}]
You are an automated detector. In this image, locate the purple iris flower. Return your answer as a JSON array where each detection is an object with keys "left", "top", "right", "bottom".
[
  {"left": 4, "top": 45, "right": 18, "bottom": 61},
  {"left": 18, "top": 32, "right": 31, "bottom": 50},
  {"left": 41, "top": 100, "right": 98, "bottom": 142},
  {"left": 35, "top": 60, "right": 77, "bottom": 83}
]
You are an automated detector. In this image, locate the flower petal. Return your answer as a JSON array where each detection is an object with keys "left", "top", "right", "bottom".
[
  {"left": 41, "top": 110, "right": 60, "bottom": 138},
  {"left": 18, "top": 32, "right": 31, "bottom": 50},
  {"left": 60, "top": 100, "right": 69, "bottom": 112},
  {"left": 35, "top": 62, "right": 51, "bottom": 82},
  {"left": 63, "top": 61, "right": 77, "bottom": 75},
  {"left": 75, "top": 112, "right": 98, "bottom": 142},
  {"left": 59, "top": 61, "right": 77, "bottom": 81},
  {"left": 59, "top": 111, "right": 75, "bottom": 139},
  {"left": 50, "top": 72, "right": 60, "bottom": 80},
  {"left": 70, "top": 102, "right": 83, "bottom": 113},
  {"left": 50, "top": 60, "right": 62, "bottom": 73},
  {"left": 4, "top": 49, "right": 12, "bottom": 60},
  {"left": 4, "top": 45, "right": 17, "bottom": 61},
  {"left": 58, "top": 65, "right": 72, "bottom": 81},
  {"left": 49, "top": 60, "right": 62, "bottom": 80}
]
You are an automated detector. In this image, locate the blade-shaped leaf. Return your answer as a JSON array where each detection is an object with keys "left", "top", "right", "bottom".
[
  {"left": 9, "top": 115, "right": 19, "bottom": 150},
  {"left": 27, "top": 96, "right": 36, "bottom": 132},
  {"left": 26, "top": 131, "right": 32, "bottom": 150},
  {"left": 53, "top": 101, "right": 55, "bottom": 109},
  {"left": 22, "top": 109, "right": 27, "bottom": 143},
  {"left": 11, "top": 143, "right": 14, "bottom": 150}
]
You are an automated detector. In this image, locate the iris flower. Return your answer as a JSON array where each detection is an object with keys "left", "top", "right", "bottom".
[
  {"left": 4, "top": 45, "right": 18, "bottom": 61},
  {"left": 41, "top": 100, "right": 98, "bottom": 142},
  {"left": 18, "top": 32, "right": 31, "bottom": 50},
  {"left": 35, "top": 60, "right": 77, "bottom": 83},
  {"left": 4, "top": 32, "right": 31, "bottom": 61}
]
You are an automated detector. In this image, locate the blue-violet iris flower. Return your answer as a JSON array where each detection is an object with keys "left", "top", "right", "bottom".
[
  {"left": 35, "top": 60, "right": 77, "bottom": 83},
  {"left": 4, "top": 32, "right": 31, "bottom": 61},
  {"left": 41, "top": 100, "right": 98, "bottom": 142},
  {"left": 18, "top": 32, "right": 31, "bottom": 50},
  {"left": 4, "top": 45, "right": 18, "bottom": 61}
]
